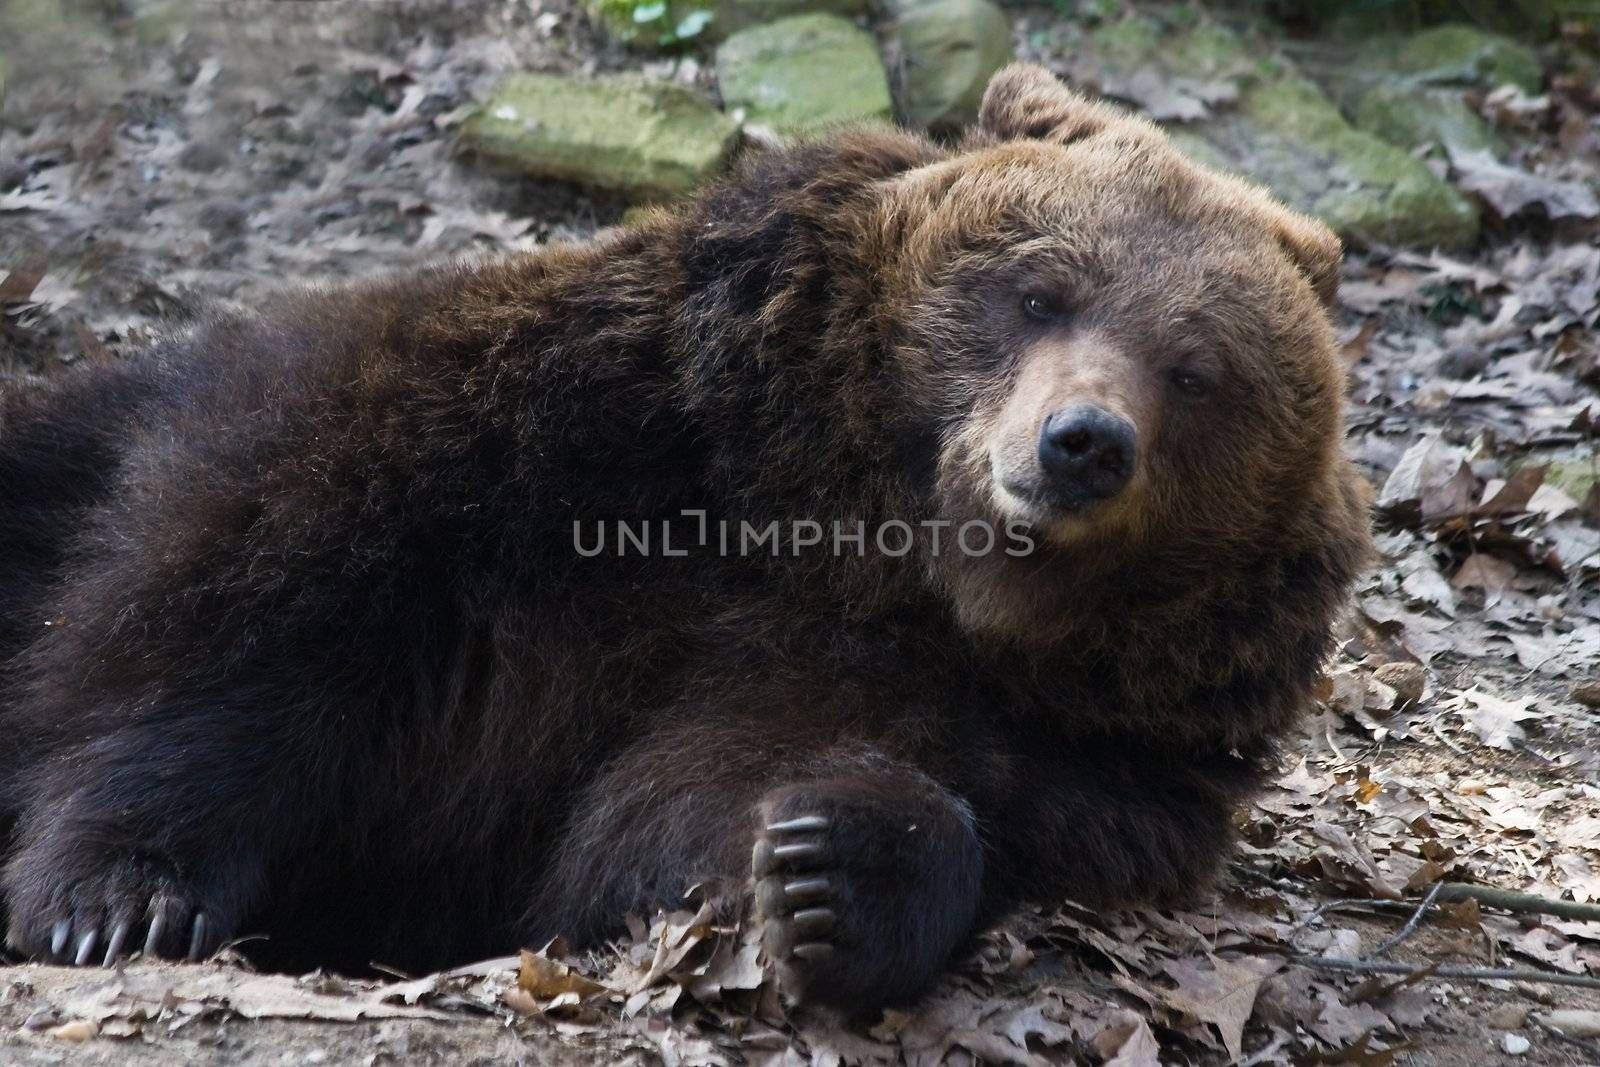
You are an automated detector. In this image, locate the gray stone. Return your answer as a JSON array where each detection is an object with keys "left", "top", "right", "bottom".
[
  {"left": 461, "top": 73, "right": 739, "bottom": 199},
  {"left": 716, "top": 14, "right": 892, "bottom": 134},
  {"left": 892, "top": 0, "right": 1014, "bottom": 131}
]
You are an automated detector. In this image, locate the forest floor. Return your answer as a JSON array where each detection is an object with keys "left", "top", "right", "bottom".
[{"left": 1, "top": 2, "right": 1598, "bottom": 1065}]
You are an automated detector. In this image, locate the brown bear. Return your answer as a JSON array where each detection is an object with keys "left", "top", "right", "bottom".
[{"left": 0, "top": 65, "right": 1371, "bottom": 1013}]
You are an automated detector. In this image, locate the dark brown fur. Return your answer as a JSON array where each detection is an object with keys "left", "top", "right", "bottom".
[{"left": 0, "top": 67, "right": 1371, "bottom": 1012}]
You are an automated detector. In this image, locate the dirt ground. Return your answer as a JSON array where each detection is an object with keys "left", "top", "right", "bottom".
[{"left": 2, "top": 2, "right": 1599, "bottom": 1065}]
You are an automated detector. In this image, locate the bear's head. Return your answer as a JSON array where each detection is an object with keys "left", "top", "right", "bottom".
[{"left": 867, "top": 65, "right": 1371, "bottom": 708}]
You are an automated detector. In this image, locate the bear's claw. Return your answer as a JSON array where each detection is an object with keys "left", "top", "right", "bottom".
[
  {"left": 104, "top": 920, "right": 132, "bottom": 965},
  {"left": 9, "top": 854, "right": 225, "bottom": 966},
  {"left": 751, "top": 778, "right": 985, "bottom": 1014},
  {"left": 752, "top": 808, "right": 845, "bottom": 986},
  {"left": 72, "top": 928, "right": 99, "bottom": 966}
]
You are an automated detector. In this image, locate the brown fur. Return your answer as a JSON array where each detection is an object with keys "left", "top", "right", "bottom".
[{"left": 0, "top": 66, "right": 1371, "bottom": 1012}]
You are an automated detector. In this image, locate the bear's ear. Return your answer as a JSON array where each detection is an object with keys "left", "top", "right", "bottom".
[
  {"left": 977, "top": 64, "right": 1116, "bottom": 144},
  {"left": 1270, "top": 208, "right": 1342, "bottom": 308}
]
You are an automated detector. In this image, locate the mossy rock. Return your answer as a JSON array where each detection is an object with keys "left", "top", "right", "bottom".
[
  {"left": 1273, "top": 0, "right": 1560, "bottom": 39},
  {"left": 1228, "top": 73, "right": 1479, "bottom": 248},
  {"left": 711, "top": 0, "right": 869, "bottom": 37},
  {"left": 716, "top": 14, "right": 892, "bottom": 133},
  {"left": 1361, "top": 24, "right": 1543, "bottom": 92},
  {"left": 0, "top": 0, "right": 115, "bottom": 108},
  {"left": 1544, "top": 451, "right": 1599, "bottom": 501},
  {"left": 589, "top": 0, "right": 871, "bottom": 47},
  {"left": 461, "top": 73, "right": 739, "bottom": 200},
  {"left": 892, "top": 0, "right": 1014, "bottom": 131},
  {"left": 1086, "top": 18, "right": 1478, "bottom": 249},
  {"left": 1352, "top": 82, "right": 1503, "bottom": 155},
  {"left": 126, "top": 0, "right": 197, "bottom": 44}
]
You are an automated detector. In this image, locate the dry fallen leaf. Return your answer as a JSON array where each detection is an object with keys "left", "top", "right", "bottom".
[
  {"left": 1449, "top": 146, "right": 1600, "bottom": 220},
  {"left": 1447, "top": 686, "right": 1545, "bottom": 750},
  {"left": 515, "top": 947, "right": 611, "bottom": 1002},
  {"left": 1157, "top": 954, "right": 1282, "bottom": 1061},
  {"left": 1090, "top": 1010, "right": 1162, "bottom": 1067}
]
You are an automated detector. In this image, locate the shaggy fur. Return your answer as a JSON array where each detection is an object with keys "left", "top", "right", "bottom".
[{"left": 0, "top": 66, "right": 1371, "bottom": 1011}]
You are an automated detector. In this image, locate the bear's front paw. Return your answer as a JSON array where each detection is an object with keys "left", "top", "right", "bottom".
[
  {"left": 5, "top": 848, "right": 231, "bottom": 966},
  {"left": 752, "top": 812, "right": 840, "bottom": 974},
  {"left": 750, "top": 779, "right": 984, "bottom": 1015}
]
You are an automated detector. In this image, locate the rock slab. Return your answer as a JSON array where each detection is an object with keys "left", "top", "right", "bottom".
[
  {"left": 716, "top": 14, "right": 893, "bottom": 133},
  {"left": 462, "top": 73, "right": 739, "bottom": 199},
  {"left": 892, "top": 0, "right": 1014, "bottom": 131},
  {"left": 1087, "top": 18, "right": 1479, "bottom": 250}
]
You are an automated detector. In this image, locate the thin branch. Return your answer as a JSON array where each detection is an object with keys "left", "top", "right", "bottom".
[
  {"left": 1530, "top": 1015, "right": 1600, "bottom": 1061},
  {"left": 1286, "top": 954, "right": 1600, "bottom": 991},
  {"left": 1374, "top": 881, "right": 1443, "bottom": 958},
  {"left": 1434, "top": 883, "right": 1600, "bottom": 923}
]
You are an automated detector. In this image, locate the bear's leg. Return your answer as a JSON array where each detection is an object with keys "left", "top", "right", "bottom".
[
  {"left": 751, "top": 769, "right": 984, "bottom": 1012},
  {"left": 983, "top": 743, "right": 1260, "bottom": 912},
  {"left": 2, "top": 694, "right": 381, "bottom": 966},
  {"left": 540, "top": 733, "right": 983, "bottom": 1016}
]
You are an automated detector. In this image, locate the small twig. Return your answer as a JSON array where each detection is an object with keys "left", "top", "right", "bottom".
[
  {"left": 1530, "top": 1015, "right": 1600, "bottom": 1061},
  {"left": 1285, "top": 898, "right": 1425, "bottom": 952},
  {"left": 1323, "top": 726, "right": 1345, "bottom": 762},
  {"left": 1374, "top": 881, "right": 1443, "bottom": 958},
  {"left": 1435, "top": 883, "right": 1600, "bottom": 923},
  {"left": 1287, "top": 954, "right": 1600, "bottom": 991},
  {"left": 1430, "top": 718, "right": 1466, "bottom": 754}
]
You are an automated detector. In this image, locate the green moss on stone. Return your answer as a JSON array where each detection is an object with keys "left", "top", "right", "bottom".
[
  {"left": 1235, "top": 72, "right": 1479, "bottom": 248},
  {"left": 461, "top": 73, "right": 739, "bottom": 199},
  {"left": 1085, "top": 17, "right": 1478, "bottom": 249},
  {"left": 716, "top": 14, "right": 892, "bottom": 133},
  {"left": 1380, "top": 24, "right": 1543, "bottom": 92},
  {"left": 711, "top": 0, "right": 868, "bottom": 37},
  {"left": 1352, "top": 82, "right": 1503, "bottom": 155},
  {"left": 1545, "top": 452, "right": 1599, "bottom": 500}
]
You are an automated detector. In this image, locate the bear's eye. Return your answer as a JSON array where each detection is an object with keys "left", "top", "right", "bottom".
[
  {"left": 1169, "top": 366, "right": 1210, "bottom": 398},
  {"left": 1021, "top": 293, "right": 1063, "bottom": 322}
]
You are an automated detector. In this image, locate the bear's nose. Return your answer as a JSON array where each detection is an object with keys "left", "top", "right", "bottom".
[{"left": 1037, "top": 405, "right": 1136, "bottom": 504}]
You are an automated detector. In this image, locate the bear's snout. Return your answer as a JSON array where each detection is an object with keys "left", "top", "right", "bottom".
[{"left": 1037, "top": 404, "right": 1136, "bottom": 507}]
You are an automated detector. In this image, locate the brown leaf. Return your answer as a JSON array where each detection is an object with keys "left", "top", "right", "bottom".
[
  {"left": 1089, "top": 1011, "right": 1161, "bottom": 1067},
  {"left": 1305, "top": 822, "right": 1403, "bottom": 900},
  {"left": 1479, "top": 465, "right": 1546, "bottom": 515},
  {"left": 1378, "top": 437, "right": 1466, "bottom": 520},
  {"left": 1157, "top": 954, "right": 1281, "bottom": 1062},
  {"left": 1452, "top": 554, "right": 1516, "bottom": 593},
  {"left": 1421, "top": 462, "right": 1478, "bottom": 523},
  {"left": 516, "top": 948, "right": 610, "bottom": 1002},
  {"left": 1340, "top": 318, "right": 1379, "bottom": 369},
  {"left": 1402, "top": 860, "right": 1448, "bottom": 892},
  {"left": 1302, "top": 1029, "right": 1412, "bottom": 1066},
  {"left": 0, "top": 258, "right": 47, "bottom": 305},
  {"left": 1438, "top": 896, "right": 1482, "bottom": 930}
]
